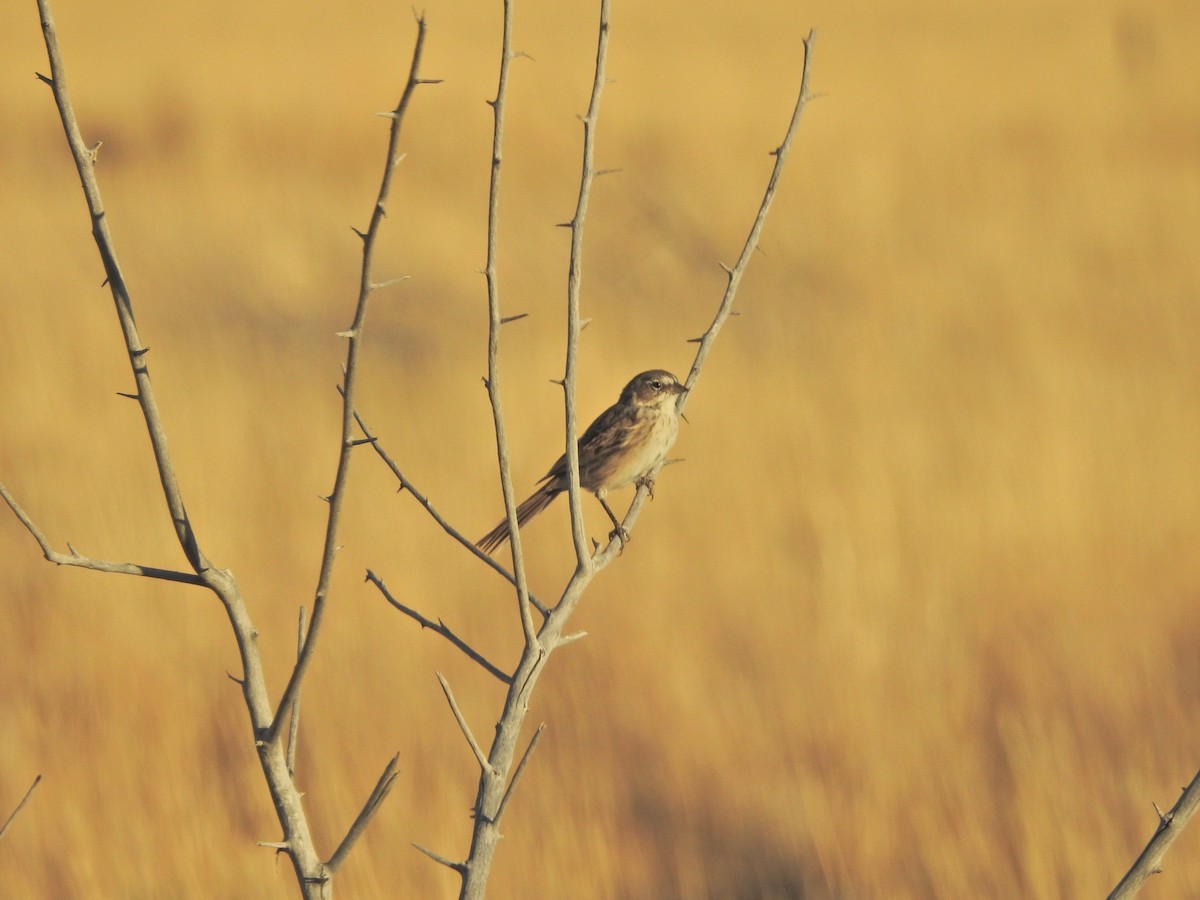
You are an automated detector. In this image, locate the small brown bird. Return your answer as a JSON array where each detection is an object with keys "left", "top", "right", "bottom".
[{"left": 477, "top": 369, "right": 687, "bottom": 554}]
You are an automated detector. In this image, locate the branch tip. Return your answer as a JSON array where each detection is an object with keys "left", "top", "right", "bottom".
[
  {"left": 413, "top": 842, "right": 464, "bottom": 872},
  {"left": 437, "top": 672, "right": 492, "bottom": 773}
]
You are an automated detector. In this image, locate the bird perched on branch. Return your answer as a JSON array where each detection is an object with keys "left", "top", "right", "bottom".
[{"left": 477, "top": 369, "right": 687, "bottom": 554}]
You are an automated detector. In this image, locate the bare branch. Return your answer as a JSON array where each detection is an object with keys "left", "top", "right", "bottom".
[
  {"left": 560, "top": 0, "right": 611, "bottom": 569},
  {"left": 585, "top": 29, "right": 819, "bottom": 577},
  {"left": 348, "top": 406, "right": 549, "bottom": 616},
  {"left": 1109, "top": 768, "right": 1200, "bottom": 899},
  {"left": 325, "top": 753, "right": 400, "bottom": 874},
  {"left": 493, "top": 724, "right": 545, "bottom": 827},
  {"left": 34, "top": 0, "right": 207, "bottom": 574},
  {"left": 1, "top": 484, "right": 206, "bottom": 587},
  {"left": 0, "top": 775, "right": 41, "bottom": 843},
  {"left": 479, "top": 0, "right": 541, "bottom": 649},
  {"left": 267, "top": 15, "right": 435, "bottom": 745},
  {"left": 436, "top": 673, "right": 493, "bottom": 774},
  {"left": 678, "top": 29, "right": 818, "bottom": 415},
  {"left": 414, "top": 841, "right": 465, "bottom": 872},
  {"left": 286, "top": 606, "right": 307, "bottom": 778},
  {"left": 366, "top": 571, "right": 512, "bottom": 684}
]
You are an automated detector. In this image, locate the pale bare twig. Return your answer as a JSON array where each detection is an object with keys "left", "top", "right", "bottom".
[
  {"left": 348, "top": 405, "right": 550, "bottom": 617},
  {"left": 286, "top": 606, "right": 307, "bottom": 778},
  {"left": 267, "top": 13, "right": 436, "bottom": 747},
  {"left": 34, "top": 0, "right": 206, "bottom": 575},
  {"left": 366, "top": 570, "right": 512, "bottom": 684},
  {"left": 325, "top": 753, "right": 401, "bottom": 874},
  {"left": 587, "top": 28, "right": 819, "bottom": 573},
  {"left": 414, "top": 841, "right": 465, "bottom": 872},
  {"left": 1108, "top": 768, "right": 1200, "bottom": 899},
  {"left": 436, "top": 673, "right": 493, "bottom": 775},
  {"left": 558, "top": 0, "right": 611, "bottom": 570},
  {"left": 0, "top": 485, "right": 205, "bottom": 586},
  {"left": 493, "top": 723, "right": 545, "bottom": 828},
  {"left": 0, "top": 775, "right": 41, "bottom": 843},
  {"left": 680, "top": 30, "right": 818, "bottom": 410},
  {"left": 479, "top": 0, "right": 540, "bottom": 648}
]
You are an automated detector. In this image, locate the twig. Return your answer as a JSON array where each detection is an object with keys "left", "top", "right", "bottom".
[
  {"left": 325, "top": 753, "right": 401, "bottom": 874},
  {"left": 493, "top": 724, "right": 544, "bottom": 827},
  {"left": 414, "top": 841, "right": 465, "bottom": 872},
  {"left": 559, "top": 0, "right": 611, "bottom": 569},
  {"left": 1, "top": 485, "right": 206, "bottom": 586},
  {"left": 1108, "top": 768, "right": 1200, "bottom": 899},
  {"left": 286, "top": 606, "right": 307, "bottom": 777},
  {"left": 587, "top": 29, "right": 819, "bottom": 575},
  {"left": 348, "top": 406, "right": 550, "bottom": 617},
  {"left": 0, "top": 775, "right": 41, "bottom": 843},
  {"left": 479, "top": 0, "right": 540, "bottom": 647},
  {"left": 267, "top": 14, "right": 435, "bottom": 745},
  {"left": 436, "top": 673, "right": 492, "bottom": 775},
  {"left": 679, "top": 30, "right": 818, "bottom": 414},
  {"left": 366, "top": 571, "right": 511, "bottom": 684},
  {"left": 34, "top": 0, "right": 207, "bottom": 575}
]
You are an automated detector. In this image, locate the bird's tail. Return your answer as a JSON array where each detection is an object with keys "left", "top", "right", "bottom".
[{"left": 476, "top": 485, "right": 559, "bottom": 554}]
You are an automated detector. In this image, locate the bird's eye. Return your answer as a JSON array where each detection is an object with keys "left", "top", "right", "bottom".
[{"left": 651, "top": 380, "right": 661, "bottom": 389}]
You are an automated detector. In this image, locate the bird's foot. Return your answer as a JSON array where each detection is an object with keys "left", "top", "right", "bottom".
[
  {"left": 608, "top": 526, "right": 630, "bottom": 550},
  {"left": 635, "top": 476, "right": 657, "bottom": 500}
]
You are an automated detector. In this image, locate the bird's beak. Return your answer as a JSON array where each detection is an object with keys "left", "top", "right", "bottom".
[{"left": 671, "top": 382, "right": 687, "bottom": 396}]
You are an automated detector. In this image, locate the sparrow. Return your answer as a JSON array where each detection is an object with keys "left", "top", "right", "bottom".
[{"left": 477, "top": 369, "right": 687, "bottom": 553}]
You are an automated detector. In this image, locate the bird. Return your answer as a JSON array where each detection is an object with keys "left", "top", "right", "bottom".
[{"left": 477, "top": 369, "right": 687, "bottom": 554}]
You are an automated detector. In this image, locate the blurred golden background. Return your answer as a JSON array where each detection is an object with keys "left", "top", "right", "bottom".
[{"left": 2, "top": 0, "right": 1198, "bottom": 896}]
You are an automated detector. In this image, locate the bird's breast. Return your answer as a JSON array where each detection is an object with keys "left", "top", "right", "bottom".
[{"left": 602, "top": 406, "right": 680, "bottom": 491}]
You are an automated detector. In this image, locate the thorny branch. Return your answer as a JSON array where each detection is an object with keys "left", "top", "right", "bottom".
[{"left": 266, "top": 14, "right": 439, "bottom": 747}]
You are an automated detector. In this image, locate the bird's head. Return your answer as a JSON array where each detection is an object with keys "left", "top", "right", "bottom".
[{"left": 621, "top": 369, "right": 687, "bottom": 408}]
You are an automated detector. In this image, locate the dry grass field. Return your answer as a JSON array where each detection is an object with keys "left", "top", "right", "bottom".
[{"left": 2, "top": 0, "right": 1199, "bottom": 896}]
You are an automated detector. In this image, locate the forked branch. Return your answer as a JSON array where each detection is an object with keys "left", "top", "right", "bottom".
[
  {"left": 34, "top": 0, "right": 206, "bottom": 575},
  {"left": 0, "top": 485, "right": 205, "bottom": 587}
]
